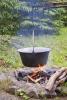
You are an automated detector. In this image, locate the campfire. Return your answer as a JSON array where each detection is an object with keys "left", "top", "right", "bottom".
[
  {"left": 27, "top": 64, "right": 46, "bottom": 83},
  {"left": 16, "top": 64, "right": 49, "bottom": 83},
  {"left": 17, "top": 30, "right": 67, "bottom": 97},
  {"left": 15, "top": 66, "right": 67, "bottom": 97}
]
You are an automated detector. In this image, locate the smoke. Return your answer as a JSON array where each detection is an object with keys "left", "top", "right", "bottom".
[{"left": 10, "top": 35, "right": 33, "bottom": 49}]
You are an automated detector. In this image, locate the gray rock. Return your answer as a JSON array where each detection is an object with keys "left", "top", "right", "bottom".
[
  {"left": 0, "top": 92, "right": 21, "bottom": 100},
  {"left": 0, "top": 73, "right": 7, "bottom": 81},
  {"left": 6, "top": 86, "right": 19, "bottom": 95}
]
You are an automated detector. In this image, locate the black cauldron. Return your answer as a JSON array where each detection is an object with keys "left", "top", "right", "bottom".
[{"left": 18, "top": 47, "right": 50, "bottom": 67}]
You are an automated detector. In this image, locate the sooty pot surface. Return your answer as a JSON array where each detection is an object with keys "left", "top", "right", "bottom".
[{"left": 18, "top": 47, "right": 50, "bottom": 67}]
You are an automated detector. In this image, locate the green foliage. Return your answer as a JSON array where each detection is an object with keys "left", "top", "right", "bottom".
[
  {"left": 22, "top": 1, "right": 67, "bottom": 32},
  {"left": 0, "top": 0, "right": 21, "bottom": 35},
  {"left": 0, "top": 0, "right": 67, "bottom": 35},
  {"left": 39, "top": 0, "right": 67, "bottom": 28},
  {"left": 0, "top": 35, "right": 22, "bottom": 68},
  {"left": 40, "top": 0, "right": 67, "bottom": 2},
  {"left": 20, "top": 1, "right": 32, "bottom": 12},
  {"left": 52, "top": 8, "right": 67, "bottom": 27},
  {"left": 17, "top": 89, "right": 30, "bottom": 100}
]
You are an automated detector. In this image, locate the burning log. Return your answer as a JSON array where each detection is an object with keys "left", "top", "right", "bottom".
[
  {"left": 45, "top": 68, "right": 67, "bottom": 92},
  {"left": 28, "top": 75, "right": 43, "bottom": 83},
  {"left": 27, "top": 65, "right": 46, "bottom": 83}
]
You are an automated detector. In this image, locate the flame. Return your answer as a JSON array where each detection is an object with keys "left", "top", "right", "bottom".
[
  {"left": 32, "top": 64, "right": 45, "bottom": 73},
  {"left": 29, "top": 64, "right": 46, "bottom": 80}
]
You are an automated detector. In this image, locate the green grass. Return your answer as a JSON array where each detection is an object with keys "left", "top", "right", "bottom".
[
  {"left": 0, "top": 27, "right": 67, "bottom": 68},
  {"left": 0, "top": 79, "right": 13, "bottom": 91},
  {"left": 35, "top": 27, "right": 67, "bottom": 67},
  {"left": 0, "top": 35, "right": 22, "bottom": 68}
]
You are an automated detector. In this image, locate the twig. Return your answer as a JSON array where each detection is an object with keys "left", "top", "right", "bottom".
[{"left": 28, "top": 75, "right": 42, "bottom": 83}]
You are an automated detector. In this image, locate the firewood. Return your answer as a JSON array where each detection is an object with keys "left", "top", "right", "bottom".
[
  {"left": 65, "top": 69, "right": 67, "bottom": 74},
  {"left": 50, "top": 75, "right": 67, "bottom": 92},
  {"left": 29, "top": 66, "right": 45, "bottom": 79},
  {"left": 56, "top": 76, "right": 67, "bottom": 85},
  {"left": 35, "top": 77, "right": 43, "bottom": 83},
  {"left": 59, "top": 71, "right": 67, "bottom": 80},
  {"left": 27, "top": 75, "right": 42, "bottom": 83},
  {"left": 45, "top": 68, "right": 66, "bottom": 91},
  {"left": 28, "top": 75, "right": 36, "bottom": 83}
]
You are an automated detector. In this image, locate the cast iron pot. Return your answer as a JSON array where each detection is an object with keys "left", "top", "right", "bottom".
[{"left": 18, "top": 47, "right": 50, "bottom": 67}]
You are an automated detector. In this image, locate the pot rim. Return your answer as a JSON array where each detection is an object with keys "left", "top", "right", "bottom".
[{"left": 18, "top": 47, "right": 51, "bottom": 53}]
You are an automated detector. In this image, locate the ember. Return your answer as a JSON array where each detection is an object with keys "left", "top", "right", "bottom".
[{"left": 27, "top": 64, "right": 47, "bottom": 83}]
